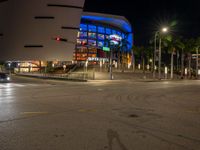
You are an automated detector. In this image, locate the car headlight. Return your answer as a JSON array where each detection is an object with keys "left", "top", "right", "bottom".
[{"left": 7, "top": 77, "right": 10, "bottom": 81}]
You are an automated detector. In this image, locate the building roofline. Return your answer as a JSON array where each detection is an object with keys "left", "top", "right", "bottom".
[{"left": 82, "top": 11, "right": 132, "bottom": 33}]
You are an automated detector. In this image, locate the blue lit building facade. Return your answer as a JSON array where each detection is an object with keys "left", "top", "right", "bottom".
[{"left": 74, "top": 12, "right": 133, "bottom": 64}]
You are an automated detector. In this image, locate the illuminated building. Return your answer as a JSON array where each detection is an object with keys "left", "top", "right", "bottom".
[{"left": 74, "top": 12, "right": 133, "bottom": 64}]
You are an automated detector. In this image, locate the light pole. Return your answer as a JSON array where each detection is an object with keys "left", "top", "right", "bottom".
[
  {"left": 8, "top": 62, "right": 11, "bottom": 74},
  {"left": 153, "top": 31, "right": 159, "bottom": 78},
  {"left": 158, "top": 37, "right": 162, "bottom": 79},
  {"left": 196, "top": 46, "right": 199, "bottom": 79},
  {"left": 158, "top": 27, "right": 168, "bottom": 79},
  {"left": 109, "top": 47, "right": 113, "bottom": 80},
  {"left": 18, "top": 63, "right": 20, "bottom": 73}
]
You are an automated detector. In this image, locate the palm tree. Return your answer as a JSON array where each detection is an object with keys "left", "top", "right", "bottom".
[
  {"left": 162, "top": 34, "right": 176, "bottom": 79},
  {"left": 175, "top": 38, "right": 185, "bottom": 79},
  {"left": 119, "top": 39, "right": 130, "bottom": 72},
  {"left": 195, "top": 37, "right": 200, "bottom": 78},
  {"left": 184, "top": 38, "right": 196, "bottom": 79},
  {"left": 131, "top": 45, "right": 139, "bottom": 72},
  {"left": 145, "top": 46, "right": 154, "bottom": 72}
]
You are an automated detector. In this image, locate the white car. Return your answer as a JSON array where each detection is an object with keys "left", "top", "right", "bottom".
[{"left": 0, "top": 73, "right": 11, "bottom": 82}]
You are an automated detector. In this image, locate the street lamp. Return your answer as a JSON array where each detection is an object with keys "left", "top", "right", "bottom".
[
  {"left": 153, "top": 27, "right": 169, "bottom": 79},
  {"left": 17, "top": 63, "right": 21, "bottom": 73},
  {"left": 158, "top": 27, "right": 168, "bottom": 79},
  {"left": 162, "top": 27, "right": 168, "bottom": 33},
  {"left": 196, "top": 46, "right": 199, "bottom": 78},
  {"left": 153, "top": 31, "right": 159, "bottom": 78},
  {"left": 8, "top": 62, "right": 11, "bottom": 74}
]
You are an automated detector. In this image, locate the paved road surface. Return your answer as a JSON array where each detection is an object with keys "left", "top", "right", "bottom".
[{"left": 0, "top": 75, "right": 200, "bottom": 150}]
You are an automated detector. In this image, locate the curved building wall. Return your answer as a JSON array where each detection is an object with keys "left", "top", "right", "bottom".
[
  {"left": 0, "top": 0, "right": 85, "bottom": 61},
  {"left": 81, "top": 12, "right": 133, "bottom": 49},
  {"left": 74, "top": 13, "right": 133, "bottom": 62}
]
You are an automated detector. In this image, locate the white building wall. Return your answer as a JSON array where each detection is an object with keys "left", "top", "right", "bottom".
[{"left": 0, "top": 0, "right": 85, "bottom": 61}]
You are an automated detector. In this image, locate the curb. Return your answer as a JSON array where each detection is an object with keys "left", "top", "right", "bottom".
[{"left": 15, "top": 74, "right": 88, "bottom": 82}]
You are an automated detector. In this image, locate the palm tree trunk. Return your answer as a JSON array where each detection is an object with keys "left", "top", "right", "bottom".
[
  {"left": 181, "top": 49, "right": 184, "bottom": 78},
  {"left": 132, "top": 50, "right": 135, "bottom": 72},
  {"left": 142, "top": 53, "right": 146, "bottom": 78},
  {"left": 188, "top": 55, "right": 191, "bottom": 79},
  {"left": 196, "top": 47, "right": 199, "bottom": 78},
  {"left": 122, "top": 51, "right": 124, "bottom": 72},
  {"left": 170, "top": 52, "right": 174, "bottom": 79},
  {"left": 117, "top": 49, "right": 120, "bottom": 69},
  {"left": 176, "top": 50, "right": 179, "bottom": 72}
]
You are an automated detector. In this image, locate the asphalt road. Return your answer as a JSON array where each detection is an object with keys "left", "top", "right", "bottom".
[{"left": 0, "top": 75, "right": 200, "bottom": 150}]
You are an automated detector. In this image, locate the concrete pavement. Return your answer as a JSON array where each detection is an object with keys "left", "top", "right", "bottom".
[{"left": 0, "top": 76, "right": 200, "bottom": 150}]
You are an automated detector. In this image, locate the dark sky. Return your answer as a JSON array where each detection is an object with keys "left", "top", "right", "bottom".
[{"left": 84, "top": 0, "right": 200, "bottom": 46}]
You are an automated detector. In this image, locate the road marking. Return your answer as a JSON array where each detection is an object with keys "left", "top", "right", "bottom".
[
  {"left": 21, "top": 112, "right": 49, "bottom": 115},
  {"left": 78, "top": 109, "right": 96, "bottom": 112},
  {"left": 186, "top": 108, "right": 200, "bottom": 113},
  {"left": 97, "top": 89, "right": 103, "bottom": 91}
]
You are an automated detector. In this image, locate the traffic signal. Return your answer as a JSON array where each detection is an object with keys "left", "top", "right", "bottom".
[{"left": 52, "top": 37, "right": 68, "bottom": 42}]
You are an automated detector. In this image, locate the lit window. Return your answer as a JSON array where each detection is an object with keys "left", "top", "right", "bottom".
[
  {"left": 80, "top": 24, "right": 87, "bottom": 31},
  {"left": 88, "top": 40, "right": 96, "bottom": 46},
  {"left": 117, "top": 31, "right": 121, "bottom": 36},
  {"left": 98, "top": 26, "right": 105, "bottom": 33},
  {"left": 98, "top": 34, "right": 104, "bottom": 40},
  {"left": 112, "top": 30, "right": 117, "bottom": 34},
  {"left": 88, "top": 32, "right": 96, "bottom": 39},
  {"left": 98, "top": 41, "right": 104, "bottom": 47},
  {"left": 88, "top": 25, "right": 96, "bottom": 32},
  {"left": 106, "top": 28, "right": 111, "bottom": 34},
  {"left": 79, "top": 32, "right": 87, "bottom": 38}
]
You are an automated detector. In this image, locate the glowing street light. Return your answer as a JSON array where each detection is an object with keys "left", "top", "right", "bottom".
[
  {"left": 18, "top": 63, "right": 21, "bottom": 73},
  {"left": 8, "top": 62, "right": 11, "bottom": 74},
  {"left": 162, "top": 27, "right": 168, "bottom": 33}
]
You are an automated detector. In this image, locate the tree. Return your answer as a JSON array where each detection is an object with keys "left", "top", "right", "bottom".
[
  {"left": 162, "top": 35, "right": 173, "bottom": 79},
  {"left": 131, "top": 45, "right": 139, "bottom": 72},
  {"left": 195, "top": 37, "right": 200, "bottom": 78},
  {"left": 175, "top": 38, "right": 185, "bottom": 78},
  {"left": 184, "top": 38, "right": 196, "bottom": 78},
  {"left": 119, "top": 39, "right": 131, "bottom": 72}
]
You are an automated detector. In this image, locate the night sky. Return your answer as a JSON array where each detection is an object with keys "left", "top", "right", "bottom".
[{"left": 84, "top": 0, "right": 200, "bottom": 46}]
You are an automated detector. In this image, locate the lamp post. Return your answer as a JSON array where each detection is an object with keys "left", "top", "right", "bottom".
[
  {"left": 158, "top": 27, "right": 168, "bottom": 79},
  {"left": 196, "top": 46, "right": 199, "bottom": 79},
  {"left": 109, "top": 47, "right": 113, "bottom": 80},
  {"left": 18, "top": 63, "right": 20, "bottom": 73},
  {"left": 153, "top": 31, "right": 159, "bottom": 78},
  {"left": 8, "top": 62, "right": 11, "bottom": 74},
  {"left": 158, "top": 37, "right": 162, "bottom": 79}
]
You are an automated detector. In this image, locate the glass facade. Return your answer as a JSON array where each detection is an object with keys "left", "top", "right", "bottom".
[
  {"left": 75, "top": 23, "right": 131, "bottom": 62},
  {"left": 77, "top": 23, "right": 128, "bottom": 48}
]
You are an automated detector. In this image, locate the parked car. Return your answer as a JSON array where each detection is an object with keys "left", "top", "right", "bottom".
[{"left": 0, "top": 73, "right": 11, "bottom": 82}]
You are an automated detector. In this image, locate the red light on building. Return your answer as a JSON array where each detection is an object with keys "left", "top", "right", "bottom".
[
  {"left": 52, "top": 37, "right": 67, "bottom": 42},
  {"left": 56, "top": 37, "right": 60, "bottom": 41}
]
